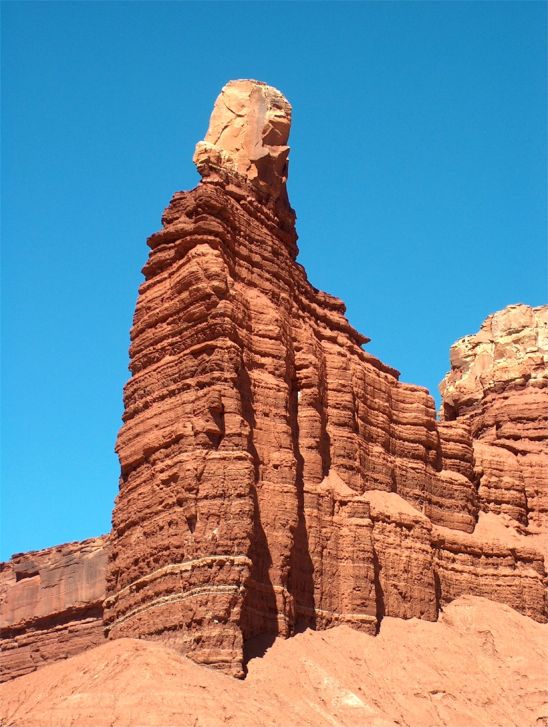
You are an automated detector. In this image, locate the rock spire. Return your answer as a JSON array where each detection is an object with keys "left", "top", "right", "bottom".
[{"left": 193, "top": 80, "right": 292, "bottom": 208}]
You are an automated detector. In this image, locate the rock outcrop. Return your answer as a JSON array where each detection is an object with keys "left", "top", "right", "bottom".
[
  {"left": 193, "top": 79, "right": 292, "bottom": 209},
  {"left": 440, "top": 304, "right": 548, "bottom": 535},
  {"left": 101, "top": 79, "right": 548, "bottom": 678},
  {"left": 0, "top": 536, "right": 107, "bottom": 682}
]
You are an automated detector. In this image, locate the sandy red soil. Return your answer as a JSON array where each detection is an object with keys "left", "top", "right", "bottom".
[{"left": 1, "top": 595, "right": 546, "bottom": 727}]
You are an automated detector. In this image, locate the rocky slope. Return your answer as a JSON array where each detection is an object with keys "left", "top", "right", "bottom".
[{"left": 1, "top": 596, "right": 546, "bottom": 727}]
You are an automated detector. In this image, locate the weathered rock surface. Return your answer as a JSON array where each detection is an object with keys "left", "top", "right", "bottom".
[
  {"left": 440, "top": 304, "right": 548, "bottom": 536},
  {"left": 102, "top": 80, "right": 548, "bottom": 678},
  {"left": 0, "top": 537, "right": 107, "bottom": 682},
  {"left": 193, "top": 79, "right": 292, "bottom": 209},
  {"left": 1, "top": 597, "right": 546, "bottom": 727}
]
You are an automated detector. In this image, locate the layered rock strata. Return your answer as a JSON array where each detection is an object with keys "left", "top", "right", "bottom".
[
  {"left": 0, "top": 536, "right": 107, "bottom": 682},
  {"left": 440, "top": 304, "right": 548, "bottom": 536},
  {"left": 102, "top": 79, "right": 547, "bottom": 677}
]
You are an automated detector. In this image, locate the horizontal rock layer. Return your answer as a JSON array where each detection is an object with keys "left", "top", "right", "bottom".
[
  {"left": 0, "top": 537, "right": 107, "bottom": 682},
  {"left": 440, "top": 304, "right": 548, "bottom": 540}
]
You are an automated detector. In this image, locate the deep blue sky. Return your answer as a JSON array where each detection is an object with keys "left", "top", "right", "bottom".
[{"left": 2, "top": 2, "right": 546, "bottom": 560}]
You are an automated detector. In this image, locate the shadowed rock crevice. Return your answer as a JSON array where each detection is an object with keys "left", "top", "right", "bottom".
[
  {"left": 240, "top": 485, "right": 278, "bottom": 648},
  {"left": 434, "top": 569, "right": 442, "bottom": 613},
  {"left": 372, "top": 549, "right": 385, "bottom": 634},
  {"left": 237, "top": 355, "right": 279, "bottom": 656},
  {"left": 287, "top": 371, "right": 316, "bottom": 634},
  {"left": 317, "top": 349, "right": 332, "bottom": 479}
]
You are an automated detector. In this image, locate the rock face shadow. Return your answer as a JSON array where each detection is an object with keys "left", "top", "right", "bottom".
[
  {"left": 243, "top": 631, "right": 278, "bottom": 665},
  {"left": 372, "top": 549, "right": 385, "bottom": 635},
  {"left": 287, "top": 376, "right": 317, "bottom": 634},
  {"left": 238, "top": 359, "right": 280, "bottom": 664}
]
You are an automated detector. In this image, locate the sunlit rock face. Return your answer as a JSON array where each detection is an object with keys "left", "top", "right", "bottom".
[
  {"left": 193, "top": 79, "right": 292, "bottom": 208},
  {"left": 0, "top": 537, "right": 108, "bottom": 683},
  {"left": 440, "top": 304, "right": 548, "bottom": 534}
]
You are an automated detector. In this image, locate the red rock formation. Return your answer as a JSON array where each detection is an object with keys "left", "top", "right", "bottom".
[
  {"left": 102, "top": 79, "right": 547, "bottom": 678},
  {"left": 0, "top": 536, "right": 107, "bottom": 682},
  {"left": 433, "top": 515, "right": 546, "bottom": 621},
  {"left": 440, "top": 304, "right": 548, "bottom": 535},
  {"left": 1, "top": 82, "right": 545, "bottom": 689}
]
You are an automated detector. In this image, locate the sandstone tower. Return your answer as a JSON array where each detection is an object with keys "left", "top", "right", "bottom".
[{"left": 102, "top": 81, "right": 547, "bottom": 676}]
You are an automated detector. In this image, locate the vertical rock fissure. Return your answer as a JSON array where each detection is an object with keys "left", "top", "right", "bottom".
[
  {"left": 287, "top": 334, "right": 316, "bottom": 633},
  {"left": 317, "top": 343, "right": 332, "bottom": 479},
  {"left": 372, "top": 548, "right": 385, "bottom": 634},
  {"left": 237, "top": 355, "right": 278, "bottom": 657}
]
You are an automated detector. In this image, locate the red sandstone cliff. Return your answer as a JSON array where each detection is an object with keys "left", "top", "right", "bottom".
[
  {"left": 0, "top": 536, "right": 107, "bottom": 682},
  {"left": 0, "top": 81, "right": 546, "bottom": 692},
  {"left": 101, "top": 80, "right": 547, "bottom": 677}
]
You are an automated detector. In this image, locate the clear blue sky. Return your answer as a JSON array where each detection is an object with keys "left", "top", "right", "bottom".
[{"left": 2, "top": 2, "right": 546, "bottom": 560}]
